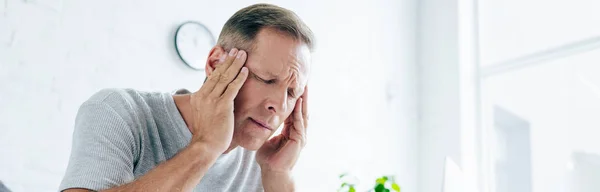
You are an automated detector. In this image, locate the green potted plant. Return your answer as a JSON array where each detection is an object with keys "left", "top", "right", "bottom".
[{"left": 337, "top": 174, "right": 401, "bottom": 192}]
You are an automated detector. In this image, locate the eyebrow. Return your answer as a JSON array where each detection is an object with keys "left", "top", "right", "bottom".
[
  {"left": 250, "top": 68, "right": 278, "bottom": 80},
  {"left": 264, "top": 71, "right": 279, "bottom": 80}
]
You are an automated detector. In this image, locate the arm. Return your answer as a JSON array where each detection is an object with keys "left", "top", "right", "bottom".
[
  {"left": 64, "top": 141, "right": 220, "bottom": 192},
  {"left": 61, "top": 99, "right": 223, "bottom": 192},
  {"left": 261, "top": 171, "right": 296, "bottom": 192},
  {"left": 63, "top": 48, "right": 249, "bottom": 192}
]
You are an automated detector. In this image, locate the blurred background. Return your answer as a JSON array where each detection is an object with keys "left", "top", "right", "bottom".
[{"left": 0, "top": 0, "right": 598, "bottom": 192}]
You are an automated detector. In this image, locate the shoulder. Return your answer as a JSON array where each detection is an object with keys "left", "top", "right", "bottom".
[
  {"left": 81, "top": 88, "right": 156, "bottom": 120},
  {"left": 74, "top": 88, "right": 155, "bottom": 135},
  {"left": 84, "top": 88, "right": 144, "bottom": 109}
]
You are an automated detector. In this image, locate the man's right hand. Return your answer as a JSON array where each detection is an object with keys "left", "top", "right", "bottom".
[
  {"left": 189, "top": 48, "right": 248, "bottom": 155},
  {"left": 63, "top": 49, "right": 249, "bottom": 192}
]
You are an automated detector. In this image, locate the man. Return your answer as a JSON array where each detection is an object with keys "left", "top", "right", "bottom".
[{"left": 60, "top": 3, "right": 313, "bottom": 192}]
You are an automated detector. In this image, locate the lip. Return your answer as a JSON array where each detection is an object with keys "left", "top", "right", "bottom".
[{"left": 250, "top": 118, "right": 273, "bottom": 130}]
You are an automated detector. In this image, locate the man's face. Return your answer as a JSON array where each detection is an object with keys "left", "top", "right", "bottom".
[{"left": 230, "top": 28, "right": 310, "bottom": 150}]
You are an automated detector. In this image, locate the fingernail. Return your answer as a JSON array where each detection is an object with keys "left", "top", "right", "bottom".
[
  {"left": 229, "top": 48, "right": 238, "bottom": 56},
  {"left": 241, "top": 67, "right": 248, "bottom": 73},
  {"left": 236, "top": 50, "right": 244, "bottom": 58},
  {"left": 219, "top": 54, "right": 226, "bottom": 62}
]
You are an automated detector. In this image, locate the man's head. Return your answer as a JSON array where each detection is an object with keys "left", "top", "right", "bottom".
[{"left": 205, "top": 4, "right": 314, "bottom": 151}]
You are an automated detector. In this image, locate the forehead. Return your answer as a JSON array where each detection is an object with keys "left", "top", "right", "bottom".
[{"left": 245, "top": 28, "right": 311, "bottom": 82}]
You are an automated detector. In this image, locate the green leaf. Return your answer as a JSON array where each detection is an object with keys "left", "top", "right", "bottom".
[
  {"left": 339, "top": 173, "right": 348, "bottom": 178},
  {"left": 349, "top": 186, "right": 356, "bottom": 192},
  {"left": 392, "top": 183, "right": 401, "bottom": 192},
  {"left": 384, "top": 189, "right": 390, "bottom": 192},
  {"left": 375, "top": 183, "right": 385, "bottom": 192},
  {"left": 376, "top": 176, "right": 388, "bottom": 185}
]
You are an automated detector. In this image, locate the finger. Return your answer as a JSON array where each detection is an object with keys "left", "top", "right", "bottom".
[
  {"left": 281, "top": 122, "right": 290, "bottom": 138},
  {"left": 222, "top": 66, "right": 248, "bottom": 100},
  {"left": 282, "top": 112, "right": 294, "bottom": 138},
  {"left": 214, "top": 48, "right": 239, "bottom": 75},
  {"left": 211, "top": 50, "right": 247, "bottom": 97},
  {"left": 201, "top": 48, "right": 239, "bottom": 95},
  {"left": 293, "top": 98, "right": 305, "bottom": 139},
  {"left": 301, "top": 86, "right": 308, "bottom": 141},
  {"left": 293, "top": 98, "right": 303, "bottom": 124},
  {"left": 301, "top": 86, "right": 308, "bottom": 127},
  {"left": 268, "top": 134, "right": 285, "bottom": 147}
]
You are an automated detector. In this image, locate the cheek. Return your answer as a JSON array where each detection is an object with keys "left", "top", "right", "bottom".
[
  {"left": 237, "top": 77, "right": 261, "bottom": 98},
  {"left": 278, "top": 102, "right": 296, "bottom": 123},
  {"left": 233, "top": 81, "right": 252, "bottom": 110},
  {"left": 234, "top": 79, "right": 262, "bottom": 111}
]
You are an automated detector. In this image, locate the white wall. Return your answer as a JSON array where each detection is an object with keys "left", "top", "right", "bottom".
[
  {"left": 418, "top": 0, "right": 467, "bottom": 191},
  {"left": 0, "top": 0, "right": 419, "bottom": 191},
  {"left": 418, "top": 0, "right": 485, "bottom": 190}
]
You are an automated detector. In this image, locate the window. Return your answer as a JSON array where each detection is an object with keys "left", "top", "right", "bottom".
[{"left": 476, "top": 0, "right": 600, "bottom": 192}]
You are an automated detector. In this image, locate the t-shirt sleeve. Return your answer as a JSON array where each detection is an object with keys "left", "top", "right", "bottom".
[{"left": 59, "top": 100, "right": 138, "bottom": 191}]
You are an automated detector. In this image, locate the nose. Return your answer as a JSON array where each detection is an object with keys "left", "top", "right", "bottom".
[{"left": 265, "top": 89, "right": 287, "bottom": 114}]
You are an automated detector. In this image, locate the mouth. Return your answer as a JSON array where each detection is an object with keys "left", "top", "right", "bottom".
[{"left": 249, "top": 118, "right": 273, "bottom": 130}]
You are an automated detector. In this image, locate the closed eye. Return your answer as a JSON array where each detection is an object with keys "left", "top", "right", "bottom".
[
  {"left": 252, "top": 72, "right": 295, "bottom": 98},
  {"left": 264, "top": 79, "right": 276, "bottom": 84},
  {"left": 253, "top": 73, "right": 276, "bottom": 84}
]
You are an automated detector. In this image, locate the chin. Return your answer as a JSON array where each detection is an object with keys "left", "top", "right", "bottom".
[
  {"left": 238, "top": 141, "right": 263, "bottom": 151},
  {"left": 232, "top": 127, "right": 271, "bottom": 151},
  {"left": 237, "top": 136, "right": 269, "bottom": 151}
]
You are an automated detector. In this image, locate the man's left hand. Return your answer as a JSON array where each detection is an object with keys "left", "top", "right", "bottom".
[{"left": 256, "top": 86, "right": 309, "bottom": 175}]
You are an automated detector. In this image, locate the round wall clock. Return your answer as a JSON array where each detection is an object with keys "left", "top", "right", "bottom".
[{"left": 174, "top": 21, "right": 215, "bottom": 71}]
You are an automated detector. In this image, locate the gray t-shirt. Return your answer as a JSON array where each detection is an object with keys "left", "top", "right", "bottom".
[{"left": 60, "top": 88, "right": 263, "bottom": 192}]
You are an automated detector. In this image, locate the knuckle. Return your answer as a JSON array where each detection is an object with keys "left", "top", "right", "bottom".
[
  {"left": 216, "top": 99, "right": 231, "bottom": 107},
  {"left": 207, "top": 96, "right": 217, "bottom": 103},
  {"left": 231, "top": 78, "right": 242, "bottom": 86},
  {"left": 192, "top": 92, "right": 205, "bottom": 101},
  {"left": 208, "top": 74, "right": 220, "bottom": 82},
  {"left": 219, "top": 74, "right": 229, "bottom": 82}
]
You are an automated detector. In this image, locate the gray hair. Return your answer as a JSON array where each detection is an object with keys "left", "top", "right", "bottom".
[{"left": 217, "top": 3, "right": 315, "bottom": 52}]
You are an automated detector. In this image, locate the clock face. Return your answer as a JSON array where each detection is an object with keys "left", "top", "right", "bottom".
[{"left": 175, "top": 22, "right": 215, "bottom": 71}]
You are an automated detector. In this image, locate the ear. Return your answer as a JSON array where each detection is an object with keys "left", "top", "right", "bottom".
[{"left": 205, "top": 46, "right": 227, "bottom": 77}]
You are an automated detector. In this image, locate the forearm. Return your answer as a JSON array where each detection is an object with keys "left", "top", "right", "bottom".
[
  {"left": 261, "top": 171, "right": 296, "bottom": 192},
  {"left": 101, "top": 142, "right": 219, "bottom": 192}
]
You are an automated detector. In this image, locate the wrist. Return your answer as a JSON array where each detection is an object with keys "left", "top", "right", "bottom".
[
  {"left": 188, "top": 140, "right": 221, "bottom": 162},
  {"left": 261, "top": 168, "right": 292, "bottom": 177},
  {"left": 261, "top": 170, "right": 295, "bottom": 192},
  {"left": 261, "top": 169, "right": 291, "bottom": 177}
]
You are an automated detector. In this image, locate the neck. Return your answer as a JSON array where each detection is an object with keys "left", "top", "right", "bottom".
[
  {"left": 223, "top": 143, "right": 238, "bottom": 154},
  {"left": 172, "top": 94, "right": 238, "bottom": 154}
]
